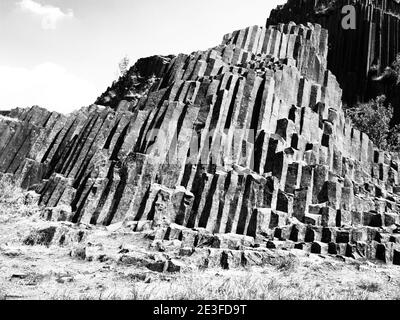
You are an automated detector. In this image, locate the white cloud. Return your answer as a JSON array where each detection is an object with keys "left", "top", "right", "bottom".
[
  {"left": 17, "top": 0, "right": 74, "bottom": 30},
  {"left": 0, "top": 63, "right": 98, "bottom": 114}
]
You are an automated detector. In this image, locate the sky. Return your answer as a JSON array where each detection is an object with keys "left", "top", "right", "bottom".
[{"left": 0, "top": 0, "right": 285, "bottom": 114}]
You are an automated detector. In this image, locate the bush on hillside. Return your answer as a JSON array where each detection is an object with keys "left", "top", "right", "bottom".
[
  {"left": 391, "top": 53, "right": 400, "bottom": 84},
  {"left": 345, "top": 95, "right": 400, "bottom": 152},
  {"left": 0, "top": 177, "right": 39, "bottom": 221}
]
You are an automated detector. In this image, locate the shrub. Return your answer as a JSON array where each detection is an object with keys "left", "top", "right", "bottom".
[
  {"left": 345, "top": 95, "right": 400, "bottom": 151},
  {"left": 275, "top": 255, "right": 298, "bottom": 272},
  {"left": 0, "top": 177, "right": 22, "bottom": 204},
  {"left": 391, "top": 53, "right": 400, "bottom": 84},
  {"left": 357, "top": 280, "right": 381, "bottom": 293},
  {"left": 0, "top": 177, "right": 39, "bottom": 220}
]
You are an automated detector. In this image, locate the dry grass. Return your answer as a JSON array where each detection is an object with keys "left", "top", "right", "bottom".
[
  {"left": 119, "top": 271, "right": 368, "bottom": 300},
  {"left": 48, "top": 265, "right": 400, "bottom": 300},
  {"left": 0, "top": 178, "right": 40, "bottom": 223},
  {"left": 46, "top": 256, "right": 400, "bottom": 300},
  {"left": 1, "top": 178, "right": 400, "bottom": 300}
]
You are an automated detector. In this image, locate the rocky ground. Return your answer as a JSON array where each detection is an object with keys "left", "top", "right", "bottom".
[{"left": 1, "top": 181, "right": 400, "bottom": 300}]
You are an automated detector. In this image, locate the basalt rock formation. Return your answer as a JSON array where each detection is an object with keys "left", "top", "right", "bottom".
[
  {"left": 268, "top": 0, "right": 400, "bottom": 123},
  {"left": 1, "top": 15, "right": 400, "bottom": 264}
]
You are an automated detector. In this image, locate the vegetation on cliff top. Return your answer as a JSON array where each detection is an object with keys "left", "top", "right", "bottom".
[{"left": 345, "top": 95, "right": 400, "bottom": 152}]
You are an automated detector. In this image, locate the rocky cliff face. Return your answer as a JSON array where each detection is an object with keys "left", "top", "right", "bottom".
[
  {"left": 268, "top": 0, "right": 400, "bottom": 122},
  {"left": 1, "top": 19, "right": 400, "bottom": 264}
]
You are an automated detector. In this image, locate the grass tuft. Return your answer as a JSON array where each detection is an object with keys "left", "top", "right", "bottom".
[
  {"left": 275, "top": 255, "right": 298, "bottom": 272},
  {"left": 357, "top": 280, "right": 381, "bottom": 293}
]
